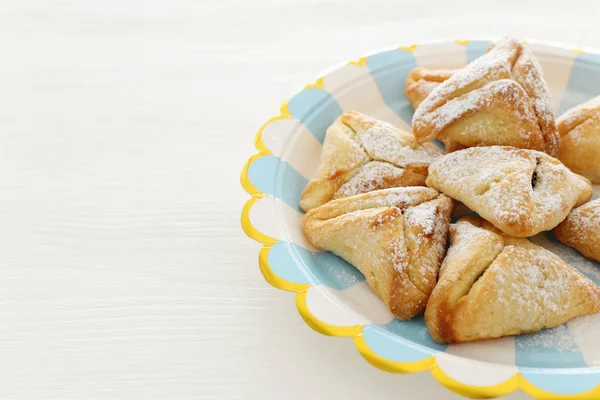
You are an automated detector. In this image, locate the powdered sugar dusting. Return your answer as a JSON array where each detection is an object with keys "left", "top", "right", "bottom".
[
  {"left": 512, "top": 47, "right": 558, "bottom": 154},
  {"left": 495, "top": 244, "right": 599, "bottom": 340},
  {"left": 311, "top": 112, "right": 442, "bottom": 206},
  {"left": 433, "top": 216, "right": 600, "bottom": 347},
  {"left": 531, "top": 232, "right": 600, "bottom": 285},
  {"left": 405, "top": 67, "right": 456, "bottom": 108},
  {"left": 559, "top": 108, "right": 586, "bottom": 133},
  {"left": 517, "top": 325, "right": 579, "bottom": 353},
  {"left": 367, "top": 187, "right": 435, "bottom": 209},
  {"left": 556, "top": 108, "right": 600, "bottom": 177},
  {"left": 404, "top": 199, "right": 451, "bottom": 282},
  {"left": 333, "top": 205, "right": 409, "bottom": 274},
  {"left": 495, "top": 247, "right": 573, "bottom": 315},
  {"left": 405, "top": 202, "right": 437, "bottom": 236},
  {"left": 413, "top": 38, "right": 557, "bottom": 154},
  {"left": 332, "top": 206, "right": 391, "bottom": 227},
  {"left": 357, "top": 120, "right": 442, "bottom": 165},
  {"left": 419, "top": 79, "right": 533, "bottom": 137},
  {"left": 322, "top": 188, "right": 436, "bottom": 229},
  {"left": 414, "top": 38, "right": 516, "bottom": 121},
  {"left": 559, "top": 199, "right": 600, "bottom": 243},
  {"left": 422, "top": 88, "right": 482, "bottom": 132},
  {"left": 428, "top": 146, "right": 590, "bottom": 235},
  {"left": 335, "top": 161, "right": 407, "bottom": 198},
  {"left": 517, "top": 59, "right": 552, "bottom": 118},
  {"left": 390, "top": 234, "right": 408, "bottom": 274},
  {"left": 440, "top": 220, "right": 504, "bottom": 274},
  {"left": 568, "top": 312, "right": 600, "bottom": 337},
  {"left": 558, "top": 96, "right": 600, "bottom": 135},
  {"left": 564, "top": 125, "right": 584, "bottom": 144},
  {"left": 318, "top": 187, "right": 448, "bottom": 284}
]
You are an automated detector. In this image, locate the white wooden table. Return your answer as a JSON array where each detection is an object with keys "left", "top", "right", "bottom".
[{"left": 1, "top": 1, "right": 599, "bottom": 398}]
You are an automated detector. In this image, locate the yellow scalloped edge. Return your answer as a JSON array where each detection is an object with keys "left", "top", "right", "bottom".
[
  {"left": 518, "top": 377, "right": 600, "bottom": 399},
  {"left": 348, "top": 57, "right": 368, "bottom": 67},
  {"left": 353, "top": 333, "right": 434, "bottom": 374},
  {"left": 399, "top": 44, "right": 417, "bottom": 53},
  {"left": 240, "top": 39, "right": 600, "bottom": 399},
  {"left": 241, "top": 197, "right": 278, "bottom": 246},
  {"left": 431, "top": 362, "right": 519, "bottom": 398},
  {"left": 258, "top": 245, "right": 308, "bottom": 292},
  {"left": 296, "top": 289, "right": 362, "bottom": 337}
]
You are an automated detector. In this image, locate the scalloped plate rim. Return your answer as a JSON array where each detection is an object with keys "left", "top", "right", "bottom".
[{"left": 240, "top": 37, "right": 600, "bottom": 399}]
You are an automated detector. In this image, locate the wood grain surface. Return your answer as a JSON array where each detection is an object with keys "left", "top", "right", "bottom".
[{"left": 1, "top": 0, "right": 599, "bottom": 398}]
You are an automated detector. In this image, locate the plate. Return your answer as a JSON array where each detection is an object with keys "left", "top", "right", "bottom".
[{"left": 240, "top": 38, "right": 600, "bottom": 399}]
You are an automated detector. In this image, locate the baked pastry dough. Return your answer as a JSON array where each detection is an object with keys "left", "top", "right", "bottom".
[
  {"left": 426, "top": 146, "right": 592, "bottom": 237},
  {"left": 557, "top": 96, "right": 600, "bottom": 183},
  {"left": 425, "top": 216, "right": 600, "bottom": 344},
  {"left": 412, "top": 38, "right": 559, "bottom": 156},
  {"left": 555, "top": 199, "right": 600, "bottom": 262},
  {"left": 405, "top": 67, "right": 464, "bottom": 153},
  {"left": 405, "top": 67, "right": 455, "bottom": 110},
  {"left": 302, "top": 187, "right": 453, "bottom": 320},
  {"left": 300, "top": 111, "right": 443, "bottom": 212}
]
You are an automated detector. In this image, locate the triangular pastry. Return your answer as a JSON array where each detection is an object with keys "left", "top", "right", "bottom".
[
  {"left": 425, "top": 217, "right": 600, "bottom": 344},
  {"left": 426, "top": 146, "right": 592, "bottom": 237},
  {"left": 412, "top": 38, "right": 559, "bottom": 156},
  {"left": 302, "top": 187, "right": 453, "bottom": 320},
  {"left": 405, "top": 67, "right": 455, "bottom": 110},
  {"left": 555, "top": 199, "right": 600, "bottom": 262},
  {"left": 557, "top": 96, "right": 600, "bottom": 183},
  {"left": 405, "top": 67, "right": 464, "bottom": 153},
  {"left": 300, "top": 111, "right": 444, "bottom": 212}
]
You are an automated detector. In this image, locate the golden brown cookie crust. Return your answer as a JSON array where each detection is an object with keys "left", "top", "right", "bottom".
[
  {"left": 303, "top": 187, "right": 453, "bottom": 320},
  {"left": 425, "top": 217, "right": 600, "bottom": 344}
]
